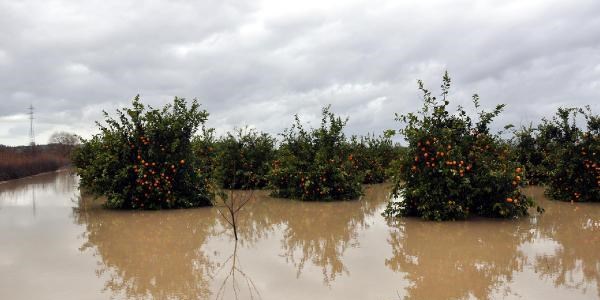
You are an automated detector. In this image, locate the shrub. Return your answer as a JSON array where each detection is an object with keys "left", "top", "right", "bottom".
[
  {"left": 384, "top": 72, "right": 536, "bottom": 221},
  {"left": 510, "top": 125, "right": 548, "bottom": 185},
  {"left": 192, "top": 125, "right": 219, "bottom": 185},
  {"left": 540, "top": 107, "right": 600, "bottom": 202},
  {"left": 73, "top": 96, "right": 213, "bottom": 209},
  {"left": 0, "top": 146, "right": 70, "bottom": 181},
  {"left": 349, "top": 132, "right": 398, "bottom": 184},
  {"left": 213, "top": 128, "right": 276, "bottom": 189},
  {"left": 268, "top": 106, "right": 363, "bottom": 201}
]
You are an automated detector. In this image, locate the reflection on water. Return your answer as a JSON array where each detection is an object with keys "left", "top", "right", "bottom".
[
  {"left": 212, "top": 242, "right": 261, "bottom": 300},
  {"left": 0, "top": 170, "right": 77, "bottom": 209},
  {"left": 385, "top": 218, "right": 533, "bottom": 299},
  {"left": 72, "top": 197, "right": 217, "bottom": 300},
  {"left": 1, "top": 170, "right": 599, "bottom": 300},
  {"left": 525, "top": 187, "right": 600, "bottom": 297},
  {"left": 231, "top": 186, "right": 384, "bottom": 285}
]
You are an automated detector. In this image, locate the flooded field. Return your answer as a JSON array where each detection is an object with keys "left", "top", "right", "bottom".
[{"left": 0, "top": 170, "right": 599, "bottom": 300}]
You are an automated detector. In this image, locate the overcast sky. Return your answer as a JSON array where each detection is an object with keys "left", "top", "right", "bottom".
[{"left": 0, "top": 0, "right": 599, "bottom": 146}]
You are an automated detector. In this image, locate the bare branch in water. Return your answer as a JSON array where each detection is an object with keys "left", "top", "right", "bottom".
[{"left": 215, "top": 189, "right": 254, "bottom": 241}]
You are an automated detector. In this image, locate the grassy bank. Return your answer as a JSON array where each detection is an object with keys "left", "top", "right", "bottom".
[{"left": 0, "top": 145, "right": 72, "bottom": 182}]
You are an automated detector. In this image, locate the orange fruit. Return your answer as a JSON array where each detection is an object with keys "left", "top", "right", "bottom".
[{"left": 506, "top": 198, "right": 513, "bottom": 203}]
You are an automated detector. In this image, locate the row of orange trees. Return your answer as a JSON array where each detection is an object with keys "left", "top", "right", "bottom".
[
  {"left": 188, "top": 112, "right": 399, "bottom": 193},
  {"left": 73, "top": 73, "right": 598, "bottom": 220},
  {"left": 73, "top": 99, "right": 401, "bottom": 208},
  {"left": 383, "top": 73, "right": 598, "bottom": 220},
  {"left": 511, "top": 107, "right": 599, "bottom": 203}
]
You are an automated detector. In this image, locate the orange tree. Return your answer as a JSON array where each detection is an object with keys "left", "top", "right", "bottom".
[
  {"left": 268, "top": 106, "right": 363, "bottom": 201},
  {"left": 509, "top": 125, "right": 548, "bottom": 185},
  {"left": 73, "top": 96, "right": 213, "bottom": 209},
  {"left": 540, "top": 107, "right": 599, "bottom": 202},
  {"left": 349, "top": 132, "right": 399, "bottom": 184},
  {"left": 384, "top": 73, "right": 536, "bottom": 221},
  {"left": 213, "top": 128, "right": 276, "bottom": 189},
  {"left": 191, "top": 125, "right": 218, "bottom": 186}
]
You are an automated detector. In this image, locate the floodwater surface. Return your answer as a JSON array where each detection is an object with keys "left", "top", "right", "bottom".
[{"left": 0, "top": 170, "right": 599, "bottom": 299}]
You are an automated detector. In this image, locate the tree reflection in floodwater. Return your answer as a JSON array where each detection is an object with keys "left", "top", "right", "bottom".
[
  {"left": 277, "top": 185, "right": 387, "bottom": 284},
  {"left": 72, "top": 196, "right": 217, "bottom": 300},
  {"left": 385, "top": 218, "right": 533, "bottom": 299},
  {"left": 212, "top": 241, "right": 261, "bottom": 300},
  {"left": 71, "top": 185, "right": 389, "bottom": 299},
  {"left": 386, "top": 186, "right": 600, "bottom": 300},
  {"left": 0, "top": 170, "right": 77, "bottom": 208},
  {"left": 223, "top": 185, "right": 389, "bottom": 285},
  {"left": 525, "top": 187, "right": 600, "bottom": 297},
  {"left": 67, "top": 179, "right": 600, "bottom": 299}
]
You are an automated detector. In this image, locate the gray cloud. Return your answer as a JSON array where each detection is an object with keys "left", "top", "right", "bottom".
[{"left": 1, "top": 0, "right": 599, "bottom": 145}]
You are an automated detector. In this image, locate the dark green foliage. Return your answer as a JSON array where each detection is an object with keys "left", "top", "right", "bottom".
[
  {"left": 541, "top": 107, "right": 600, "bottom": 202},
  {"left": 384, "top": 72, "right": 535, "bottom": 221},
  {"left": 214, "top": 128, "right": 276, "bottom": 189},
  {"left": 349, "top": 132, "right": 399, "bottom": 184},
  {"left": 191, "top": 125, "right": 219, "bottom": 186},
  {"left": 510, "top": 125, "right": 548, "bottom": 185},
  {"left": 268, "top": 106, "right": 363, "bottom": 201},
  {"left": 73, "top": 96, "right": 213, "bottom": 209}
]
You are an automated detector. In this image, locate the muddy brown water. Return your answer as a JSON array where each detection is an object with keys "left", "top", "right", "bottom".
[{"left": 0, "top": 170, "right": 599, "bottom": 300}]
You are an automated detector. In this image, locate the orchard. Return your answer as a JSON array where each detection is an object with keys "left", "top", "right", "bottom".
[{"left": 71, "top": 74, "right": 598, "bottom": 213}]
